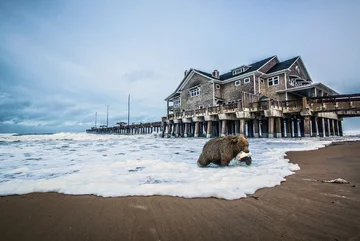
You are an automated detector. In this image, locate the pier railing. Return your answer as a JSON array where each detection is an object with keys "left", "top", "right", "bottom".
[{"left": 167, "top": 94, "right": 360, "bottom": 120}]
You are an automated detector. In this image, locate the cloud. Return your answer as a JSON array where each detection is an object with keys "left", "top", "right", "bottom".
[{"left": 0, "top": 0, "right": 359, "bottom": 133}]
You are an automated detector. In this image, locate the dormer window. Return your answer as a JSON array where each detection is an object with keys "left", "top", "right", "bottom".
[
  {"left": 232, "top": 69, "right": 243, "bottom": 75},
  {"left": 232, "top": 66, "right": 250, "bottom": 76},
  {"left": 190, "top": 87, "right": 201, "bottom": 97}
]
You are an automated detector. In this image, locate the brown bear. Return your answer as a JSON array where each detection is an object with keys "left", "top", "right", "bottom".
[{"left": 197, "top": 135, "right": 251, "bottom": 167}]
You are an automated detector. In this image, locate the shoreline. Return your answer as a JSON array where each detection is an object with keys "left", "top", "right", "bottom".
[{"left": 1, "top": 141, "right": 360, "bottom": 240}]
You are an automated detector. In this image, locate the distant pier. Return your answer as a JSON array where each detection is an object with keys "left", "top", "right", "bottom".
[{"left": 86, "top": 122, "right": 163, "bottom": 135}]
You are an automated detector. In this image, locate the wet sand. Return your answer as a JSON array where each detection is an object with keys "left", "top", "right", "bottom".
[{"left": 1, "top": 141, "right": 360, "bottom": 241}]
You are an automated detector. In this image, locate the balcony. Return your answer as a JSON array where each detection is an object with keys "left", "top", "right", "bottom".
[
  {"left": 282, "top": 99, "right": 302, "bottom": 113},
  {"left": 184, "top": 110, "right": 194, "bottom": 117},
  {"left": 208, "top": 106, "right": 221, "bottom": 114},
  {"left": 222, "top": 102, "right": 238, "bottom": 113},
  {"left": 174, "top": 112, "right": 183, "bottom": 119},
  {"left": 194, "top": 108, "right": 206, "bottom": 116}
]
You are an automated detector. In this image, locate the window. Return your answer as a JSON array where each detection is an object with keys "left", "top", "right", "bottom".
[
  {"left": 199, "top": 105, "right": 204, "bottom": 109},
  {"left": 216, "top": 84, "right": 220, "bottom": 89},
  {"left": 190, "top": 87, "right": 200, "bottom": 97},
  {"left": 244, "top": 78, "right": 250, "bottom": 84},
  {"left": 260, "top": 78, "right": 264, "bottom": 83},
  {"left": 232, "top": 66, "right": 249, "bottom": 76},
  {"left": 235, "top": 80, "right": 241, "bottom": 86},
  {"left": 268, "top": 76, "right": 279, "bottom": 86},
  {"left": 173, "top": 98, "right": 180, "bottom": 107},
  {"left": 233, "top": 69, "right": 243, "bottom": 75}
]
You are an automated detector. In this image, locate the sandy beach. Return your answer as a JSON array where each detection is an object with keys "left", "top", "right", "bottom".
[{"left": 1, "top": 141, "right": 360, "bottom": 241}]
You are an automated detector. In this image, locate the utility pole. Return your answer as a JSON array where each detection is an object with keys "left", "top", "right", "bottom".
[
  {"left": 106, "top": 105, "right": 109, "bottom": 127},
  {"left": 128, "top": 94, "right": 131, "bottom": 133},
  {"left": 95, "top": 112, "right": 97, "bottom": 127}
]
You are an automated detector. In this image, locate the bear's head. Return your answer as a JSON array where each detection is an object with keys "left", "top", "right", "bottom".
[{"left": 230, "top": 136, "right": 252, "bottom": 165}]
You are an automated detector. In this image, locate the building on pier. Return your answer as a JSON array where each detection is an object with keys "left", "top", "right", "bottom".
[{"left": 164, "top": 55, "right": 352, "bottom": 138}]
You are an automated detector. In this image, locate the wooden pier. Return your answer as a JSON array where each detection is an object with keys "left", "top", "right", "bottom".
[
  {"left": 86, "top": 122, "right": 163, "bottom": 135},
  {"left": 86, "top": 94, "right": 360, "bottom": 138},
  {"left": 164, "top": 94, "right": 360, "bottom": 138}
]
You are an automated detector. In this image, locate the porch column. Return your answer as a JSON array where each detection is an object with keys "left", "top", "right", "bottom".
[
  {"left": 174, "top": 124, "right": 178, "bottom": 137},
  {"left": 218, "top": 121, "right": 222, "bottom": 137},
  {"left": 167, "top": 124, "right": 171, "bottom": 137},
  {"left": 194, "top": 122, "right": 199, "bottom": 138},
  {"left": 311, "top": 117, "right": 318, "bottom": 137},
  {"left": 293, "top": 118, "right": 299, "bottom": 137},
  {"left": 261, "top": 119, "right": 268, "bottom": 138},
  {"left": 254, "top": 119, "right": 259, "bottom": 138},
  {"left": 184, "top": 123, "right": 189, "bottom": 137},
  {"left": 334, "top": 120, "right": 339, "bottom": 136},
  {"left": 239, "top": 119, "right": 245, "bottom": 137},
  {"left": 286, "top": 119, "right": 292, "bottom": 137},
  {"left": 214, "top": 121, "right": 219, "bottom": 137},
  {"left": 324, "top": 119, "right": 329, "bottom": 137},
  {"left": 275, "top": 117, "right": 282, "bottom": 138},
  {"left": 198, "top": 122, "right": 203, "bottom": 137},
  {"left": 180, "top": 123, "right": 184, "bottom": 137},
  {"left": 339, "top": 120, "right": 343, "bottom": 136},
  {"left": 170, "top": 124, "right": 174, "bottom": 136},
  {"left": 206, "top": 121, "right": 212, "bottom": 138},
  {"left": 235, "top": 120, "right": 240, "bottom": 136},
  {"left": 318, "top": 117, "right": 324, "bottom": 137},
  {"left": 247, "top": 120, "right": 253, "bottom": 137},
  {"left": 331, "top": 119, "right": 336, "bottom": 136},
  {"left": 303, "top": 116, "right": 311, "bottom": 137},
  {"left": 221, "top": 120, "right": 227, "bottom": 137},
  {"left": 327, "top": 119, "right": 331, "bottom": 136},
  {"left": 268, "top": 117, "right": 274, "bottom": 138}
]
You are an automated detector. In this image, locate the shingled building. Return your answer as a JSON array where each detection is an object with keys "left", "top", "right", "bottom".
[{"left": 164, "top": 55, "right": 343, "bottom": 138}]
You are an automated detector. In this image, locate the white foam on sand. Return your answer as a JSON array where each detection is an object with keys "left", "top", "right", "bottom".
[{"left": 0, "top": 133, "right": 359, "bottom": 200}]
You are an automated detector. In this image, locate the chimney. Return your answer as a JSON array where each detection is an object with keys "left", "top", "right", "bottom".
[{"left": 212, "top": 70, "right": 219, "bottom": 79}]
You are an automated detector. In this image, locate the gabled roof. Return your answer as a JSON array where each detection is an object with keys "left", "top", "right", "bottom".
[
  {"left": 219, "top": 56, "right": 276, "bottom": 80},
  {"left": 277, "top": 82, "right": 338, "bottom": 95},
  {"left": 266, "top": 56, "right": 299, "bottom": 74},
  {"left": 193, "top": 69, "right": 213, "bottom": 78},
  {"left": 164, "top": 68, "right": 213, "bottom": 101}
]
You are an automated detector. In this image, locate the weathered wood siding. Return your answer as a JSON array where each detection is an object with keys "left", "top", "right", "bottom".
[
  {"left": 259, "top": 73, "right": 286, "bottom": 100},
  {"left": 221, "top": 75, "right": 255, "bottom": 101},
  {"left": 180, "top": 73, "right": 213, "bottom": 109}
]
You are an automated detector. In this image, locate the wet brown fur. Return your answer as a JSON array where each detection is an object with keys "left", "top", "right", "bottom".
[{"left": 197, "top": 135, "right": 249, "bottom": 167}]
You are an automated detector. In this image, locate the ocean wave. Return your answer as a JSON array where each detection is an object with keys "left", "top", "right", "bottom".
[{"left": 0, "top": 134, "right": 359, "bottom": 199}]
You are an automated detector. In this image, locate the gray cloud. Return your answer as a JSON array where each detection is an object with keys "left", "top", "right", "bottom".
[{"left": 0, "top": 0, "right": 360, "bottom": 133}]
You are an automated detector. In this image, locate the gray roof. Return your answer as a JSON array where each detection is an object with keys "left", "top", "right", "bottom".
[
  {"left": 266, "top": 56, "right": 298, "bottom": 74},
  {"left": 193, "top": 56, "right": 276, "bottom": 81},
  {"left": 219, "top": 56, "right": 275, "bottom": 80},
  {"left": 165, "top": 55, "right": 302, "bottom": 100}
]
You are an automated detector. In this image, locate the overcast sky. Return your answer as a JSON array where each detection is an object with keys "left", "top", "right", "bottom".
[{"left": 1, "top": 0, "right": 360, "bottom": 133}]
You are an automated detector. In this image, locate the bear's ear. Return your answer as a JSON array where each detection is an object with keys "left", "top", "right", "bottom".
[
  {"left": 231, "top": 136, "right": 238, "bottom": 143},
  {"left": 237, "top": 136, "right": 248, "bottom": 146}
]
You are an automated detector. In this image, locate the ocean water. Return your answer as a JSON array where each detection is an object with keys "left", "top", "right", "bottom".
[{"left": 0, "top": 133, "right": 358, "bottom": 200}]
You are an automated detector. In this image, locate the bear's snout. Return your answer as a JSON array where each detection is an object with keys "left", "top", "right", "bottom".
[
  {"left": 236, "top": 151, "right": 252, "bottom": 166},
  {"left": 243, "top": 156, "right": 252, "bottom": 165}
]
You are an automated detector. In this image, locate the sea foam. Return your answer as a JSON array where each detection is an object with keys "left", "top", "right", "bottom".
[{"left": 0, "top": 133, "right": 358, "bottom": 199}]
